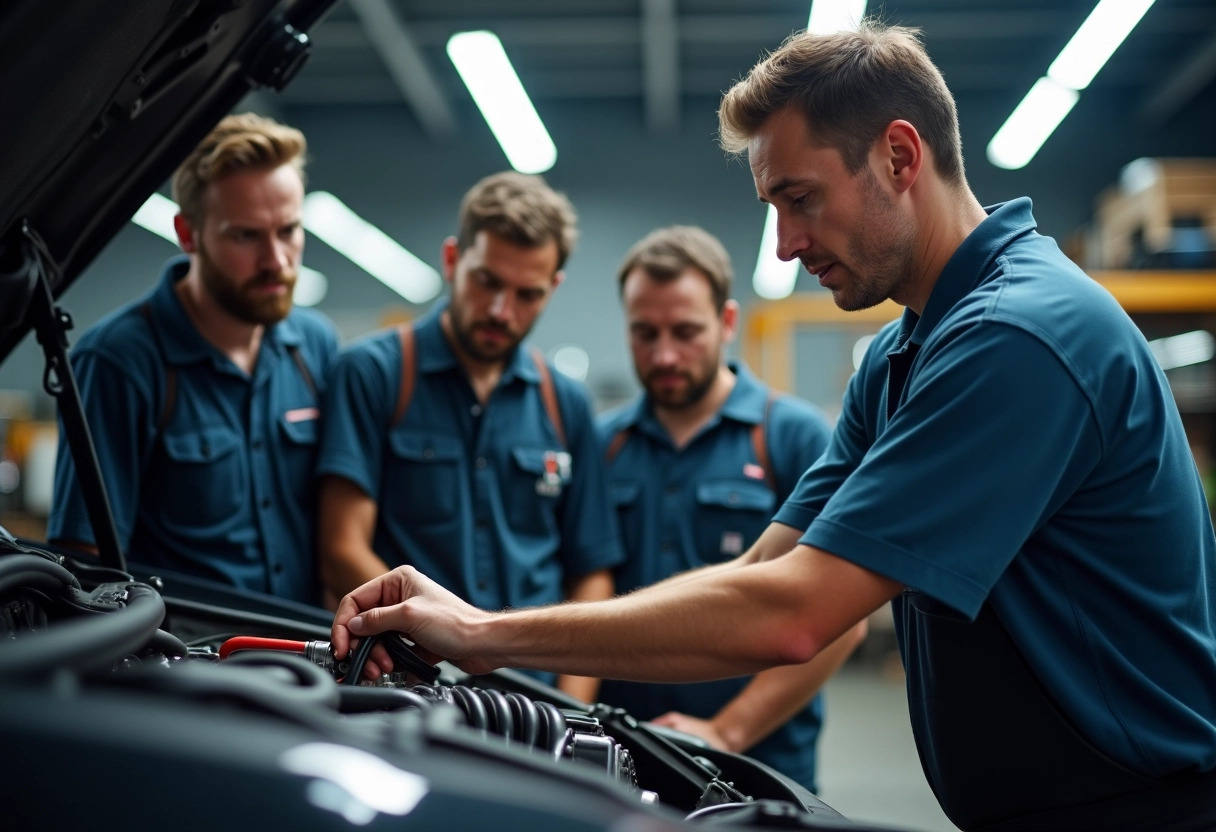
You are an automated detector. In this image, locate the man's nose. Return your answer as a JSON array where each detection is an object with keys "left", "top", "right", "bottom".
[{"left": 774, "top": 210, "right": 812, "bottom": 263}]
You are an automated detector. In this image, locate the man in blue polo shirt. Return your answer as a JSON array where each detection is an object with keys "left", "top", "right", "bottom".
[
  {"left": 332, "top": 25, "right": 1216, "bottom": 830},
  {"left": 597, "top": 225, "right": 862, "bottom": 791},
  {"left": 49, "top": 113, "right": 339, "bottom": 604},
  {"left": 317, "top": 171, "right": 621, "bottom": 700}
]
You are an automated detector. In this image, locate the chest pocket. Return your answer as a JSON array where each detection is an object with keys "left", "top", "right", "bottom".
[
  {"left": 504, "top": 446, "right": 564, "bottom": 536},
  {"left": 385, "top": 431, "right": 463, "bottom": 526},
  {"left": 693, "top": 479, "right": 775, "bottom": 564},
  {"left": 157, "top": 424, "right": 245, "bottom": 531}
]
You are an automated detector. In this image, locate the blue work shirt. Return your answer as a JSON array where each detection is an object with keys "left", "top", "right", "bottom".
[
  {"left": 598, "top": 362, "right": 832, "bottom": 791},
  {"left": 775, "top": 199, "right": 1216, "bottom": 789},
  {"left": 49, "top": 255, "right": 340, "bottom": 603},
  {"left": 317, "top": 304, "right": 623, "bottom": 651}
]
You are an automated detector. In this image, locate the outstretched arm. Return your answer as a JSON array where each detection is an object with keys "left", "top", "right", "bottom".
[
  {"left": 652, "top": 619, "right": 867, "bottom": 752},
  {"left": 555, "top": 568, "right": 615, "bottom": 702},
  {"left": 332, "top": 542, "right": 901, "bottom": 684}
]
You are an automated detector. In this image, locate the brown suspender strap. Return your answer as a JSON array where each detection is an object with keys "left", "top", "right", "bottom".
[
  {"left": 288, "top": 345, "right": 318, "bottom": 398},
  {"left": 750, "top": 392, "right": 777, "bottom": 491},
  {"left": 393, "top": 322, "right": 417, "bottom": 426},
  {"left": 604, "top": 428, "right": 631, "bottom": 463},
  {"left": 530, "top": 348, "right": 566, "bottom": 448}
]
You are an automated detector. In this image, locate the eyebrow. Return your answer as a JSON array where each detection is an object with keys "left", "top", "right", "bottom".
[{"left": 757, "top": 177, "right": 817, "bottom": 202}]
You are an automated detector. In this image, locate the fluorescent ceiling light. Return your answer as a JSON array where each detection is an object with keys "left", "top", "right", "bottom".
[
  {"left": 808, "top": 0, "right": 868, "bottom": 34},
  {"left": 753, "top": 205, "right": 801, "bottom": 300},
  {"left": 1149, "top": 330, "right": 1215, "bottom": 371},
  {"left": 302, "top": 191, "right": 441, "bottom": 304},
  {"left": 131, "top": 193, "right": 328, "bottom": 307},
  {"left": 987, "top": 0, "right": 1156, "bottom": 169},
  {"left": 447, "top": 30, "right": 557, "bottom": 174},
  {"left": 986, "top": 77, "right": 1079, "bottom": 170},
  {"left": 1048, "top": 0, "right": 1157, "bottom": 90}
]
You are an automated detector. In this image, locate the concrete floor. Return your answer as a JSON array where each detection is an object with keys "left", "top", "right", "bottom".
[{"left": 816, "top": 659, "right": 961, "bottom": 832}]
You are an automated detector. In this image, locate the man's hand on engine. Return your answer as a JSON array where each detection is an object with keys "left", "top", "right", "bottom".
[{"left": 331, "top": 565, "right": 497, "bottom": 679}]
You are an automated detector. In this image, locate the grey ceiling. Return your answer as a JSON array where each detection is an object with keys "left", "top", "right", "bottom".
[{"left": 284, "top": 0, "right": 1216, "bottom": 141}]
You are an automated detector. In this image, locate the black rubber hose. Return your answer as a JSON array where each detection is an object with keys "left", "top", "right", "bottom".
[
  {"left": 144, "top": 628, "right": 188, "bottom": 660},
  {"left": 0, "top": 554, "right": 80, "bottom": 596},
  {"left": 343, "top": 635, "right": 377, "bottom": 685},
  {"left": 450, "top": 685, "right": 489, "bottom": 731},
  {"left": 505, "top": 692, "right": 540, "bottom": 748},
  {"left": 535, "top": 700, "right": 570, "bottom": 758},
  {"left": 0, "top": 583, "right": 163, "bottom": 680},
  {"left": 474, "top": 687, "right": 514, "bottom": 742},
  {"left": 337, "top": 685, "right": 434, "bottom": 713}
]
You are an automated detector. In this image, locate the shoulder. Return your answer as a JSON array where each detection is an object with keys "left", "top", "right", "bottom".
[
  {"left": 768, "top": 391, "right": 832, "bottom": 441},
  {"left": 285, "top": 306, "right": 340, "bottom": 356},
  {"left": 72, "top": 300, "right": 163, "bottom": 382},
  {"left": 536, "top": 352, "right": 595, "bottom": 415},
  {"left": 596, "top": 400, "right": 637, "bottom": 442}
]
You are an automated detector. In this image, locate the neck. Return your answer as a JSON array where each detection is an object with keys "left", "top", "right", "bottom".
[
  {"left": 175, "top": 271, "right": 264, "bottom": 374},
  {"left": 440, "top": 309, "right": 507, "bottom": 404},
  {"left": 654, "top": 364, "right": 737, "bottom": 449},
  {"left": 894, "top": 180, "right": 989, "bottom": 317}
]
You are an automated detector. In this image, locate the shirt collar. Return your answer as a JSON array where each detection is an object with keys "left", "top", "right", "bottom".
[
  {"left": 146, "top": 255, "right": 298, "bottom": 366},
  {"left": 413, "top": 298, "right": 540, "bottom": 384},
  {"left": 894, "top": 197, "right": 1038, "bottom": 352}
]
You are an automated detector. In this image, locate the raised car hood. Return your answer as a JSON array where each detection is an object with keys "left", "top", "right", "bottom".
[{"left": 0, "top": 0, "right": 336, "bottom": 363}]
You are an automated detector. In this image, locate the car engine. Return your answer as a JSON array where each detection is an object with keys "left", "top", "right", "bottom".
[{"left": 0, "top": 538, "right": 904, "bottom": 831}]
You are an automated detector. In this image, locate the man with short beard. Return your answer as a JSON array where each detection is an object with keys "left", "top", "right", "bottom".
[
  {"left": 316, "top": 172, "right": 621, "bottom": 701},
  {"left": 49, "top": 113, "right": 339, "bottom": 605},
  {"left": 596, "top": 226, "right": 861, "bottom": 792}
]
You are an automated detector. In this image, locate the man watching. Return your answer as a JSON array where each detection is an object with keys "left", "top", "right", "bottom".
[
  {"left": 598, "top": 225, "right": 862, "bottom": 791},
  {"left": 50, "top": 113, "right": 339, "bottom": 605},
  {"left": 317, "top": 171, "right": 622, "bottom": 701}
]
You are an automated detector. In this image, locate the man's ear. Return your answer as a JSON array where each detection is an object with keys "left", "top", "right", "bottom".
[
  {"left": 551, "top": 270, "right": 566, "bottom": 292},
  {"left": 721, "top": 299, "right": 740, "bottom": 344},
  {"left": 173, "top": 214, "right": 197, "bottom": 253},
  {"left": 880, "top": 120, "right": 924, "bottom": 194},
  {"left": 441, "top": 237, "right": 460, "bottom": 283}
]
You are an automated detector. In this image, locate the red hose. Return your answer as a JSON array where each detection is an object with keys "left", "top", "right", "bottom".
[{"left": 218, "top": 636, "right": 308, "bottom": 659}]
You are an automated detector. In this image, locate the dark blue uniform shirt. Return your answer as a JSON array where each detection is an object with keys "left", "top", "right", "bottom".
[
  {"left": 775, "top": 199, "right": 1216, "bottom": 788},
  {"left": 317, "top": 304, "right": 623, "bottom": 681},
  {"left": 49, "top": 256, "right": 340, "bottom": 603},
  {"left": 598, "top": 362, "right": 831, "bottom": 791}
]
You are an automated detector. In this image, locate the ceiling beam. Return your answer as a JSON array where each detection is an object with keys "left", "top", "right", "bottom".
[
  {"left": 641, "top": 0, "right": 680, "bottom": 133},
  {"left": 1141, "top": 29, "right": 1216, "bottom": 125},
  {"left": 346, "top": 0, "right": 458, "bottom": 139}
]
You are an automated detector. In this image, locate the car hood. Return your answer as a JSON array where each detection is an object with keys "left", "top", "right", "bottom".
[{"left": 0, "top": 0, "right": 336, "bottom": 364}]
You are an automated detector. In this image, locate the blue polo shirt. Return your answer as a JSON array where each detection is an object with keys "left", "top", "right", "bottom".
[
  {"left": 775, "top": 199, "right": 1216, "bottom": 784},
  {"left": 49, "top": 255, "right": 340, "bottom": 603},
  {"left": 598, "top": 362, "right": 832, "bottom": 791},
  {"left": 316, "top": 303, "right": 623, "bottom": 619}
]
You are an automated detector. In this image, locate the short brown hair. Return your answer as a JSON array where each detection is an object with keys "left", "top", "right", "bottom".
[
  {"left": 172, "top": 112, "right": 307, "bottom": 226},
  {"left": 719, "top": 22, "right": 964, "bottom": 184},
  {"left": 457, "top": 171, "right": 578, "bottom": 270},
  {"left": 617, "top": 226, "right": 733, "bottom": 313}
]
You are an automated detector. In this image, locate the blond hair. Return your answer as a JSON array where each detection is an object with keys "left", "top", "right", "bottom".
[
  {"left": 457, "top": 171, "right": 578, "bottom": 269},
  {"left": 617, "top": 226, "right": 733, "bottom": 312},
  {"left": 719, "top": 22, "right": 964, "bottom": 184},
  {"left": 172, "top": 112, "right": 307, "bottom": 226}
]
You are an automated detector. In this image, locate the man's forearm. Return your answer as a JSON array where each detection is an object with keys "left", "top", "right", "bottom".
[
  {"left": 709, "top": 620, "right": 868, "bottom": 753},
  {"left": 556, "top": 568, "right": 615, "bottom": 702},
  {"left": 478, "top": 545, "right": 896, "bottom": 683}
]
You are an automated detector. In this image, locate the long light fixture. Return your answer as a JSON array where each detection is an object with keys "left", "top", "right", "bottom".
[
  {"left": 750, "top": 1, "right": 869, "bottom": 300},
  {"left": 302, "top": 191, "right": 441, "bottom": 304},
  {"left": 753, "top": 206, "right": 800, "bottom": 300},
  {"left": 447, "top": 30, "right": 557, "bottom": 174},
  {"left": 808, "top": 0, "right": 868, "bottom": 34},
  {"left": 131, "top": 192, "right": 329, "bottom": 307},
  {"left": 988, "top": 0, "right": 1157, "bottom": 169},
  {"left": 1149, "top": 330, "right": 1215, "bottom": 371}
]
